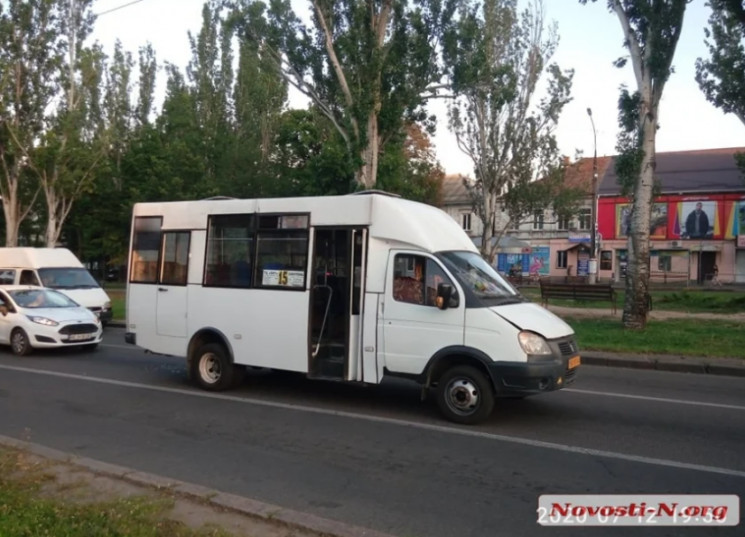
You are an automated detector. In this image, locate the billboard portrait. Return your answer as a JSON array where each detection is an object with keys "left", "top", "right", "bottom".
[
  {"left": 616, "top": 203, "right": 667, "bottom": 238},
  {"left": 679, "top": 201, "right": 715, "bottom": 239}
]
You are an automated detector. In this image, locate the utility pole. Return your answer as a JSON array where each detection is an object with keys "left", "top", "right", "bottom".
[{"left": 587, "top": 108, "right": 598, "bottom": 284}]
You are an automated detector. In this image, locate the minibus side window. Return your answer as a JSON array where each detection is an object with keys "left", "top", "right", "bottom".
[
  {"left": 0, "top": 270, "right": 16, "bottom": 285},
  {"left": 255, "top": 229, "right": 308, "bottom": 289},
  {"left": 393, "top": 255, "right": 453, "bottom": 307},
  {"left": 205, "top": 214, "right": 255, "bottom": 288},
  {"left": 160, "top": 232, "right": 190, "bottom": 286},
  {"left": 131, "top": 217, "right": 162, "bottom": 283}
]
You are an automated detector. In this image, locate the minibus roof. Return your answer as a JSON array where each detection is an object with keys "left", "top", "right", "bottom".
[{"left": 132, "top": 193, "right": 478, "bottom": 254}]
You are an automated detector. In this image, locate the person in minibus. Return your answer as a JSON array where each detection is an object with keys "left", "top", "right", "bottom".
[{"left": 393, "top": 260, "right": 425, "bottom": 304}]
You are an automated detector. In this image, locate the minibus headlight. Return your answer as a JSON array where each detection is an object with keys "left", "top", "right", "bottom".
[
  {"left": 27, "top": 315, "right": 59, "bottom": 327},
  {"left": 518, "top": 331, "right": 552, "bottom": 355}
]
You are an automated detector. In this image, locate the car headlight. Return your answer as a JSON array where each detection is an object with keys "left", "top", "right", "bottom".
[
  {"left": 27, "top": 315, "right": 59, "bottom": 327},
  {"left": 518, "top": 331, "right": 552, "bottom": 355},
  {"left": 103, "top": 301, "right": 111, "bottom": 310}
]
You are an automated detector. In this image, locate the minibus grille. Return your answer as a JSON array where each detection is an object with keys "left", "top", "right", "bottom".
[
  {"left": 558, "top": 340, "right": 578, "bottom": 356},
  {"left": 59, "top": 324, "right": 98, "bottom": 335}
]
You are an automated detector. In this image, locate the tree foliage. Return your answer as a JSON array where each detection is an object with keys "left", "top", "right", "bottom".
[
  {"left": 231, "top": 0, "right": 455, "bottom": 189},
  {"left": 581, "top": 0, "right": 688, "bottom": 329},
  {"left": 444, "top": 0, "right": 574, "bottom": 264},
  {"left": 696, "top": 0, "right": 745, "bottom": 177},
  {"left": 696, "top": 0, "right": 745, "bottom": 126}
]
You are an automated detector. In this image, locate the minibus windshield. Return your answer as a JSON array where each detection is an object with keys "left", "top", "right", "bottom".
[
  {"left": 439, "top": 251, "right": 520, "bottom": 302},
  {"left": 38, "top": 267, "right": 100, "bottom": 289}
]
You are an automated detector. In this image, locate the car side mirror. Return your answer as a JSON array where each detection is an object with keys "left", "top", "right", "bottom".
[
  {"left": 0, "top": 305, "right": 8, "bottom": 316},
  {"left": 436, "top": 283, "right": 459, "bottom": 310}
]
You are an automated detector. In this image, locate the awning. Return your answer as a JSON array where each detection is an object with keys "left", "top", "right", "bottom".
[{"left": 564, "top": 242, "right": 591, "bottom": 251}]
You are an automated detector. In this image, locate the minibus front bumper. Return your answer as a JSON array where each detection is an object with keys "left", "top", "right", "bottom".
[{"left": 488, "top": 354, "right": 580, "bottom": 396}]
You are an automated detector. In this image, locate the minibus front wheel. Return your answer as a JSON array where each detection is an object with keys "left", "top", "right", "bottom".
[
  {"left": 436, "top": 365, "right": 495, "bottom": 425},
  {"left": 192, "top": 343, "right": 237, "bottom": 391}
]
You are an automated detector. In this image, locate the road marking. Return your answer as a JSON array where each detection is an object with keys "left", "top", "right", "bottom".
[
  {"left": 564, "top": 388, "right": 745, "bottom": 412},
  {"left": 100, "top": 343, "right": 134, "bottom": 350},
  {"left": 2, "top": 364, "right": 745, "bottom": 480}
]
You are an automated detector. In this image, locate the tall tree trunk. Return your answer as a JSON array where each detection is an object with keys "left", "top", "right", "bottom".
[
  {"left": 357, "top": 113, "right": 380, "bottom": 189},
  {"left": 2, "top": 195, "right": 21, "bottom": 247},
  {"left": 44, "top": 190, "right": 61, "bottom": 247},
  {"left": 622, "top": 106, "right": 657, "bottom": 329}
]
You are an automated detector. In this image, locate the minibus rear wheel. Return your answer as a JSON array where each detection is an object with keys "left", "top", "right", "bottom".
[
  {"left": 436, "top": 365, "right": 495, "bottom": 425},
  {"left": 192, "top": 343, "right": 235, "bottom": 391}
]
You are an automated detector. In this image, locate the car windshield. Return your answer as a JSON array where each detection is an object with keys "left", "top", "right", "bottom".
[
  {"left": 38, "top": 267, "right": 99, "bottom": 289},
  {"left": 10, "top": 289, "right": 79, "bottom": 309},
  {"left": 438, "top": 251, "right": 519, "bottom": 301}
]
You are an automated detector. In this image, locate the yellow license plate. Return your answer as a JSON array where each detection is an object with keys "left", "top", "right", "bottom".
[{"left": 568, "top": 356, "right": 581, "bottom": 369}]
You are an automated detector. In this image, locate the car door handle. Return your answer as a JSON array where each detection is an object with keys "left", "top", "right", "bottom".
[{"left": 158, "top": 287, "right": 168, "bottom": 292}]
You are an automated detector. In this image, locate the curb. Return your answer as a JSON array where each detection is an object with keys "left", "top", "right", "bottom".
[
  {"left": 0, "top": 435, "right": 395, "bottom": 537},
  {"left": 581, "top": 353, "right": 745, "bottom": 377}
]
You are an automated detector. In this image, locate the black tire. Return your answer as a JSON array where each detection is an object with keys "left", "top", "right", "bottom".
[
  {"left": 10, "top": 328, "right": 33, "bottom": 356},
  {"left": 436, "top": 365, "right": 495, "bottom": 425},
  {"left": 190, "top": 343, "right": 235, "bottom": 391}
]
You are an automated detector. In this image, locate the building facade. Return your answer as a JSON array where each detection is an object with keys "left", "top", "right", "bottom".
[{"left": 440, "top": 148, "right": 745, "bottom": 283}]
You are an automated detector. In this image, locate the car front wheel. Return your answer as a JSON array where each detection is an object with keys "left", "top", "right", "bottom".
[
  {"left": 10, "top": 328, "right": 33, "bottom": 356},
  {"left": 436, "top": 365, "right": 495, "bottom": 425}
]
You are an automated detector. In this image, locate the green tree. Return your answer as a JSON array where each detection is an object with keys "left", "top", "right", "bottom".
[
  {"left": 444, "top": 0, "right": 573, "bottom": 264},
  {"left": 187, "top": 0, "right": 234, "bottom": 191},
  {"left": 0, "top": 0, "right": 58, "bottom": 246},
  {"left": 581, "top": 0, "right": 688, "bottom": 329},
  {"left": 696, "top": 0, "right": 745, "bottom": 173},
  {"left": 271, "top": 108, "right": 356, "bottom": 196},
  {"left": 232, "top": 0, "right": 455, "bottom": 189}
]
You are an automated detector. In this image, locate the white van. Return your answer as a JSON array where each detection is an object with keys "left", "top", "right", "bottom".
[
  {"left": 0, "top": 247, "right": 113, "bottom": 325},
  {"left": 125, "top": 192, "right": 580, "bottom": 424}
]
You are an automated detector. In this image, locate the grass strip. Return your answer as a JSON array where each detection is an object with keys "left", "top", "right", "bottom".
[
  {"left": 0, "top": 448, "right": 233, "bottom": 537},
  {"left": 566, "top": 317, "right": 745, "bottom": 358}
]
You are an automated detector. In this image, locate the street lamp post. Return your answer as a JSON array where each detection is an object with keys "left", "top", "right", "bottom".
[{"left": 587, "top": 108, "right": 598, "bottom": 284}]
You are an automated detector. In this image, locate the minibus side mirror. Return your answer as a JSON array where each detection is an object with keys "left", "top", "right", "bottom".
[{"left": 436, "top": 283, "right": 459, "bottom": 310}]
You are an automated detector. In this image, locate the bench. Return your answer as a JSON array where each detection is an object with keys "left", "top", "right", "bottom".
[{"left": 539, "top": 281, "right": 617, "bottom": 313}]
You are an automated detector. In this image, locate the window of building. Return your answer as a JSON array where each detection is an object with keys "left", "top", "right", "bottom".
[
  {"left": 578, "top": 208, "right": 591, "bottom": 230},
  {"left": 658, "top": 254, "right": 672, "bottom": 272},
  {"left": 533, "top": 210, "right": 544, "bottom": 230},
  {"left": 556, "top": 250, "right": 568, "bottom": 269},
  {"left": 130, "top": 217, "right": 162, "bottom": 283},
  {"left": 600, "top": 250, "right": 613, "bottom": 271},
  {"left": 205, "top": 214, "right": 255, "bottom": 287},
  {"left": 160, "top": 232, "right": 190, "bottom": 286},
  {"left": 558, "top": 215, "right": 570, "bottom": 230},
  {"left": 461, "top": 213, "right": 472, "bottom": 232}
]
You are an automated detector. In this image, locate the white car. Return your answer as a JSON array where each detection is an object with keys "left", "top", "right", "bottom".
[{"left": 0, "top": 286, "right": 102, "bottom": 355}]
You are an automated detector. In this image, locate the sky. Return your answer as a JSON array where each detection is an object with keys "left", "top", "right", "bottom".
[{"left": 90, "top": 0, "right": 745, "bottom": 176}]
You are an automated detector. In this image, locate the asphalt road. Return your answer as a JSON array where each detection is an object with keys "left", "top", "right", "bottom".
[{"left": 0, "top": 327, "right": 743, "bottom": 536}]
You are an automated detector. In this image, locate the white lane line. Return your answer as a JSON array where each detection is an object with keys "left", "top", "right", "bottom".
[
  {"left": 564, "top": 388, "right": 745, "bottom": 412},
  {"left": 100, "top": 343, "right": 136, "bottom": 350},
  {"left": 2, "top": 364, "right": 745, "bottom": 480}
]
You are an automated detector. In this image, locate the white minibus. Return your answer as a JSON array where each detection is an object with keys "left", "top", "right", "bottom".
[
  {"left": 0, "top": 247, "right": 113, "bottom": 325},
  {"left": 125, "top": 192, "right": 580, "bottom": 424}
]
